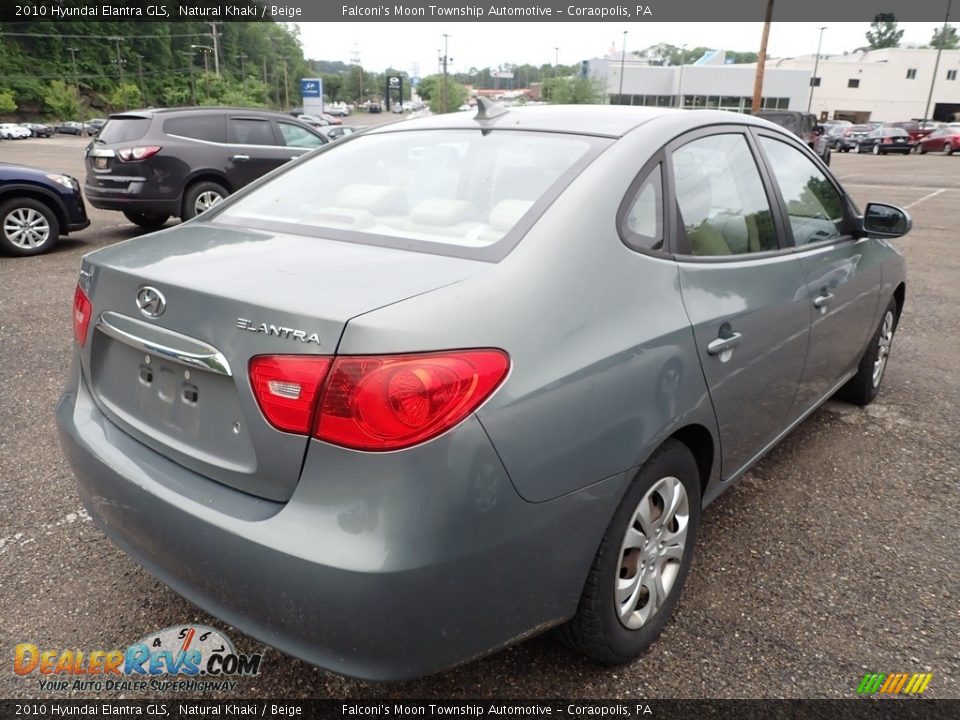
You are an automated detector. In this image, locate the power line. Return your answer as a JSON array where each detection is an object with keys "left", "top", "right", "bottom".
[{"left": 0, "top": 31, "right": 210, "bottom": 40}]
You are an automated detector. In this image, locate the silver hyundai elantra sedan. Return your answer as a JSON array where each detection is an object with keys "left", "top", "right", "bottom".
[{"left": 58, "top": 103, "right": 910, "bottom": 680}]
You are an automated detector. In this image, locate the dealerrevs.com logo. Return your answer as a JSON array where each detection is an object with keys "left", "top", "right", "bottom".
[
  {"left": 14, "top": 625, "right": 263, "bottom": 693},
  {"left": 857, "top": 672, "right": 934, "bottom": 695}
]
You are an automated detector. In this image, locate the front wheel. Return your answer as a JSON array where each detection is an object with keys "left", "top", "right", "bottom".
[
  {"left": 946, "top": 143, "right": 955, "bottom": 156},
  {"left": 837, "top": 298, "right": 899, "bottom": 406},
  {"left": 556, "top": 439, "right": 700, "bottom": 664},
  {"left": 855, "top": 143, "right": 862, "bottom": 153},
  {"left": 0, "top": 197, "right": 60, "bottom": 256},
  {"left": 873, "top": 144, "right": 881, "bottom": 155}
]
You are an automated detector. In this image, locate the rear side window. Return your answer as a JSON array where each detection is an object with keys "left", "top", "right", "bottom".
[
  {"left": 214, "top": 129, "right": 602, "bottom": 256},
  {"left": 228, "top": 118, "right": 275, "bottom": 146},
  {"left": 163, "top": 115, "right": 226, "bottom": 143},
  {"left": 672, "top": 134, "right": 778, "bottom": 256},
  {"left": 621, "top": 164, "right": 664, "bottom": 251},
  {"left": 97, "top": 117, "right": 150, "bottom": 144}
]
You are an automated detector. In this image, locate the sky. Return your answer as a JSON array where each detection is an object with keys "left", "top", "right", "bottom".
[{"left": 296, "top": 22, "right": 951, "bottom": 77}]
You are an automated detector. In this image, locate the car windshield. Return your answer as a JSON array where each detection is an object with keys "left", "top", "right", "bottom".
[{"left": 213, "top": 129, "right": 605, "bottom": 258}]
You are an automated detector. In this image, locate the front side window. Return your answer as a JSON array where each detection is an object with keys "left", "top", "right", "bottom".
[
  {"left": 759, "top": 137, "right": 846, "bottom": 246},
  {"left": 277, "top": 122, "right": 326, "bottom": 148},
  {"left": 214, "top": 129, "right": 602, "bottom": 255},
  {"left": 672, "top": 134, "right": 778, "bottom": 256}
]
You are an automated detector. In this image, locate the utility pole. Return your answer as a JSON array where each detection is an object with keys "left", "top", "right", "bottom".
[
  {"left": 676, "top": 45, "right": 688, "bottom": 108},
  {"left": 751, "top": 0, "right": 775, "bottom": 113},
  {"left": 137, "top": 54, "right": 146, "bottom": 106},
  {"left": 554, "top": 47, "right": 559, "bottom": 78},
  {"left": 924, "top": 0, "right": 953, "bottom": 123},
  {"left": 441, "top": 34, "right": 450, "bottom": 113},
  {"left": 618, "top": 30, "right": 628, "bottom": 102},
  {"left": 262, "top": 57, "right": 269, "bottom": 106},
  {"left": 208, "top": 22, "right": 221, "bottom": 76},
  {"left": 179, "top": 50, "right": 197, "bottom": 105},
  {"left": 807, "top": 27, "right": 827, "bottom": 113},
  {"left": 237, "top": 53, "right": 248, "bottom": 93},
  {"left": 68, "top": 47, "right": 83, "bottom": 123},
  {"left": 113, "top": 37, "right": 125, "bottom": 85},
  {"left": 282, "top": 57, "right": 289, "bottom": 110}
]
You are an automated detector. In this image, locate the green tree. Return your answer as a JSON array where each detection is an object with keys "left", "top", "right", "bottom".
[
  {"left": 108, "top": 82, "right": 142, "bottom": 110},
  {"left": 0, "top": 89, "right": 16, "bottom": 115},
  {"left": 418, "top": 74, "right": 467, "bottom": 113},
  {"left": 931, "top": 24, "right": 959, "bottom": 49},
  {"left": 543, "top": 76, "right": 602, "bottom": 104},
  {"left": 43, "top": 81, "right": 79, "bottom": 119},
  {"left": 866, "top": 14, "right": 904, "bottom": 49}
]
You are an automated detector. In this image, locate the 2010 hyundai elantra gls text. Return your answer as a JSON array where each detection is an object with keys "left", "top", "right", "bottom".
[{"left": 57, "top": 103, "right": 911, "bottom": 681}]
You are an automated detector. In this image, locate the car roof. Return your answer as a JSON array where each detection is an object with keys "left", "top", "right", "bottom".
[
  {"left": 364, "top": 105, "right": 777, "bottom": 139},
  {"left": 107, "top": 106, "right": 295, "bottom": 119}
]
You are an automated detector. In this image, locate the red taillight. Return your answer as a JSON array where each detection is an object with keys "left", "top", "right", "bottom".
[
  {"left": 315, "top": 350, "right": 509, "bottom": 450},
  {"left": 247, "top": 350, "right": 510, "bottom": 448},
  {"left": 73, "top": 284, "right": 92, "bottom": 347},
  {"left": 117, "top": 146, "right": 162, "bottom": 162},
  {"left": 883, "top": 137, "right": 891, "bottom": 144},
  {"left": 249, "top": 355, "right": 332, "bottom": 434}
]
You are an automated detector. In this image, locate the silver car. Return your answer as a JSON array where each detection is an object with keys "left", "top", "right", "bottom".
[{"left": 57, "top": 104, "right": 910, "bottom": 680}]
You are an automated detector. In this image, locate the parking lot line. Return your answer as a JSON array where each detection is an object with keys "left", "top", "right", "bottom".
[{"left": 904, "top": 188, "right": 948, "bottom": 209}]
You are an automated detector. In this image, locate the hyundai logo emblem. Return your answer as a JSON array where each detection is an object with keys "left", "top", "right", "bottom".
[{"left": 136, "top": 286, "right": 166, "bottom": 318}]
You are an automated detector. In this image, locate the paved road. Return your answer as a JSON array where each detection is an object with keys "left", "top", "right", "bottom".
[{"left": 1, "top": 138, "right": 957, "bottom": 700}]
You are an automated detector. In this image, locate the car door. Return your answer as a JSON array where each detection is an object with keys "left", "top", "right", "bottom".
[
  {"left": 225, "top": 116, "right": 289, "bottom": 189},
  {"left": 274, "top": 120, "right": 328, "bottom": 156},
  {"left": 670, "top": 129, "right": 811, "bottom": 478},
  {"left": 755, "top": 132, "right": 882, "bottom": 414}
]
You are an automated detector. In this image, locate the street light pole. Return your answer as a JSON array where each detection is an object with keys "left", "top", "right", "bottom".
[
  {"left": 618, "top": 30, "right": 628, "bottom": 102},
  {"left": 208, "top": 22, "right": 221, "bottom": 76},
  {"left": 924, "top": 0, "right": 953, "bottom": 123},
  {"left": 112, "top": 37, "right": 125, "bottom": 85},
  {"left": 442, "top": 34, "right": 450, "bottom": 113},
  {"left": 136, "top": 54, "right": 146, "bottom": 105},
  {"left": 554, "top": 47, "right": 559, "bottom": 78},
  {"left": 807, "top": 26, "right": 827, "bottom": 113}
]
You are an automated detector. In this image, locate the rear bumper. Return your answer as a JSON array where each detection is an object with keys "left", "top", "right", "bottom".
[
  {"left": 56, "top": 362, "right": 625, "bottom": 681},
  {"left": 84, "top": 184, "right": 180, "bottom": 216}
]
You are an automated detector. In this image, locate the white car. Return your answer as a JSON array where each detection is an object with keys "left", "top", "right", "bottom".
[{"left": 0, "top": 123, "right": 31, "bottom": 139}]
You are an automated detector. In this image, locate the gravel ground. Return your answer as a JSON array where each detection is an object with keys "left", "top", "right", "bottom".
[{"left": 0, "top": 138, "right": 957, "bottom": 700}]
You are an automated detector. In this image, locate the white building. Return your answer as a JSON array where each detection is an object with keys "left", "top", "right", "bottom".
[
  {"left": 772, "top": 48, "right": 960, "bottom": 122},
  {"left": 588, "top": 50, "right": 810, "bottom": 113}
]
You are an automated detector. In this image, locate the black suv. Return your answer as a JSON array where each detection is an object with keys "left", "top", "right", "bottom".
[
  {"left": 755, "top": 111, "right": 831, "bottom": 166},
  {"left": 84, "top": 107, "right": 329, "bottom": 228}
]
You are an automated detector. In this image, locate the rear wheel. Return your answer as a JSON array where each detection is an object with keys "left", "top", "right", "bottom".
[
  {"left": 855, "top": 143, "right": 862, "bottom": 153},
  {"left": 837, "top": 298, "right": 899, "bottom": 406},
  {"left": 917, "top": 144, "right": 927, "bottom": 154},
  {"left": 556, "top": 439, "right": 700, "bottom": 664},
  {"left": 181, "top": 181, "right": 227, "bottom": 220},
  {"left": 122, "top": 210, "right": 170, "bottom": 229},
  {"left": 0, "top": 197, "right": 60, "bottom": 256},
  {"left": 945, "top": 142, "right": 955, "bottom": 156}
]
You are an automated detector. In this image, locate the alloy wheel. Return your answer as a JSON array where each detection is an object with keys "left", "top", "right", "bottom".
[
  {"left": 3, "top": 207, "right": 51, "bottom": 249},
  {"left": 194, "top": 190, "right": 224, "bottom": 215},
  {"left": 615, "top": 475, "right": 689, "bottom": 630}
]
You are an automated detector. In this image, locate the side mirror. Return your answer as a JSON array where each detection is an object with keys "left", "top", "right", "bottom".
[{"left": 860, "top": 202, "right": 912, "bottom": 239}]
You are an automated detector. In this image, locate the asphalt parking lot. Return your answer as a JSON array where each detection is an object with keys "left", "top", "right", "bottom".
[{"left": 1, "top": 136, "right": 957, "bottom": 700}]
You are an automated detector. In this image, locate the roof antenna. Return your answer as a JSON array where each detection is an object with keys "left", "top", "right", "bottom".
[{"left": 475, "top": 97, "right": 509, "bottom": 120}]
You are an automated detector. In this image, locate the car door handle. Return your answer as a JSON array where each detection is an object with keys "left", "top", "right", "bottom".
[
  {"left": 231, "top": 154, "right": 250, "bottom": 161},
  {"left": 707, "top": 332, "right": 743, "bottom": 355},
  {"left": 813, "top": 292, "right": 834, "bottom": 309}
]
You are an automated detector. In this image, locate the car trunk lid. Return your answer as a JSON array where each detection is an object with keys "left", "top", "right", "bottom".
[{"left": 80, "top": 222, "right": 487, "bottom": 501}]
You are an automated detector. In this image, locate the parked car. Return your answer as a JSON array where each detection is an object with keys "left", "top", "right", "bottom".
[
  {"left": 295, "top": 113, "right": 330, "bottom": 128},
  {"left": 87, "top": 118, "right": 107, "bottom": 134},
  {"left": 55, "top": 121, "right": 95, "bottom": 136},
  {"left": 316, "top": 125, "right": 365, "bottom": 141},
  {"left": 20, "top": 123, "right": 53, "bottom": 138},
  {"left": 835, "top": 124, "right": 874, "bottom": 152},
  {"left": 0, "top": 123, "right": 31, "bottom": 139},
  {"left": 319, "top": 112, "right": 343, "bottom": 126},
  {"left": 822, "top": 124, "right": 851, "bottom": 150},
  {"left": 58, "top": 104, "right": 910, "bottom": 682},
  {"left": 325, "top": 105, "right": 350, "bottom": 117},
  {"left": 754, "top": 110, "right": 830, "bottom": 165},
  {"left": 855, "top": 126, "right": 912, "bottom": 155},
  {"left": 368, "top": 102, "right": 382, "bottom": 113},
  {"left": 889, "top": 120, "right": 938, "bottom": 144},
  {"left": 915, "top": 126, "right": 960, "bottom": 154},
  {"left": 0, "top": 161, "right": 89, "bottom": 255},
  {"left": 84, "top": 106, "right": 329, "bottom": 228}
]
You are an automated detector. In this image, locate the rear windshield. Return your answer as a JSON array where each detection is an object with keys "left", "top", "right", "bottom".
[
  {"left": 213, "top": 129, "right": 605, "bottom": 259},
  {"left": 98, "top": 117, "right": 150, "bottom": 144}
]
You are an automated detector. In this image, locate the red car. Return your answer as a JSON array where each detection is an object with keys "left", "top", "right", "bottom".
[
  {"left": 890, "top": 121, "right": 937, "bottom": 145},
  {"left": 916, "top": 127, "right": 960, "bottom": 154}
]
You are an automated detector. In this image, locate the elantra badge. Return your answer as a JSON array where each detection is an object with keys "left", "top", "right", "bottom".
[
  {"left": 237, "top": 318, "right": 321, "bottom": 345},
  {"left": 136, "top": 286, "right": 166, "bottom": 318}
]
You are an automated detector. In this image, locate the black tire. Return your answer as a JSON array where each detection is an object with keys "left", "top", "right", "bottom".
[
  {"left": 556, "top": 439, "right": 701, "bottom": 664},
  {"left": 181, "top": 180, "right": 228, "bottom": 220},
  {"left": 946, "top": 143, "right": 955, "bottom": 156},
  {"left": 837, "top": 298, "right": 899, "bottom": 406},
  {"left": 873, "top": 144, "right": 881, "bottom": 155},
  {"left": 0, "top": 197, "right": 60, "bottom": 256},
  {"left": 122, "top": 210, "right": 170, "bottom": 229}
]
